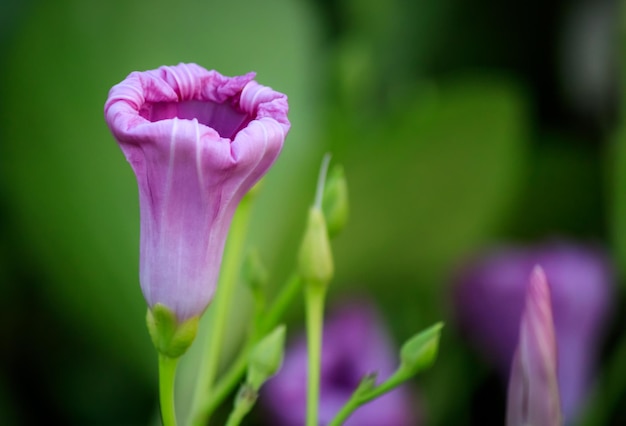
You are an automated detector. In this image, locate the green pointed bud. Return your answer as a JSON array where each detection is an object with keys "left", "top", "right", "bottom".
[
  {"left": 146, "top": 303, "right": 199, "bottom": 358},
  {"left": 298, "top": 207, "right": 334, "bottom": 287},
  {"left": 399, "top": 322, "right": 444, "bottom": 376},
  {"left": 247, "top": 325, "right": 287, "bottom": 390},
  {"left": 322, "top": 164, "right": 349, "bottom": 238}
]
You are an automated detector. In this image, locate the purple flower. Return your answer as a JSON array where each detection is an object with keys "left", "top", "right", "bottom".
[
  {"left": 506, "top": 266, "right": 562, "bottom": 426},
  {"left": 105, "top": 63, "right": 290, "bottom": 321},
  {"left": 263, "top": 300, "right": 417, "bottom": 426},
  {"left": 454, "top": 242, "right": 613, "bottom": 421}
]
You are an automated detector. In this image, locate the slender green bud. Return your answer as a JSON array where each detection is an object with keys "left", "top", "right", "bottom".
[
  {"left": 298, "top": 207, "right": 334, "bottom": 287},
  {"left": 247, "top": 325, "right": 287, "bottom": 391},
  {"left": 322, "top": 164, "right": 349, "bottom": 238},
  {"left": 146, "top": 303, "right": 199, "bottom": 358},
  {"left": 399, "top": 322, "right": 444, "bottom": 376}
]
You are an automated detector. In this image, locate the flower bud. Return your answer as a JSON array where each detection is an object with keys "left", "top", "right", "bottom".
[
  {"left": 506, "top": 266, "right": 563, "bottom": 426},
  {"left": 453, "top": 242, "right": 613, "bottom": 421},
  {"left": 247, "top": 325, "right": 286, "bottom": 391},
  {"left": 297, "top": 207, "right": 334, "bottom": 287},
  {"left": 399, "top": 322, "right": 443, "bottom": 376},
  {"left": 322, "top": 164, "right": 349, "bottom": 238},
  {"left": 104, "top": 63, "right": 290, "bottom": 322},
  {"left": 146, "top": 303, "right": 199, "bottom": 358}
]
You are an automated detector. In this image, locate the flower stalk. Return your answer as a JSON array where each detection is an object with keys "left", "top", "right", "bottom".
[
  {"left": 225, "top": 385, "right": 257, "bottom": 426},
  {"left": 305, "top": 284, "right": 327, "bottom": 426}
]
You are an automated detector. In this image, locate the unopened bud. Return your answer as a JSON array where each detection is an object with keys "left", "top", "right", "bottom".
[
  {"left": 399, "top": 322, "right": 443, "bottom": 376},
  {"left": 247, "top": 325, "right": 287, "bottom": 390},
  {"left": 298, "top": 207, "right": 334, "bottom": 287}
]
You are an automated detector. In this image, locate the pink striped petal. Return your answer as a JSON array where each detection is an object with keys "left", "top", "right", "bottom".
[
  {"left": 104, "top": 63, "right": 290, "bottom": 320},
  {"left": 507, "top": 266, "right": 563, "bottom": 426}
]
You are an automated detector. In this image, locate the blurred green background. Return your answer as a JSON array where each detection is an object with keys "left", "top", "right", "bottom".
[{"left": 0, "top": 0, "right": 623, "bottom": 424}]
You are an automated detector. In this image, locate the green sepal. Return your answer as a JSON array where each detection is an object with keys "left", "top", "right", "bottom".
[
  {"left": 398, "top": 322, "right": 444, "bottom": 376},
  {"left": 247, "top": 325, "right": 286, "bottom": 391},
  {"left": 146, "top": 303, "right": 199, "bottom": 358},
  {"left": 298, "top": 207, "right": 334, "bottom": 288},
  {"left": 322, "top": 164, "right": 349, "bottom": 238}
]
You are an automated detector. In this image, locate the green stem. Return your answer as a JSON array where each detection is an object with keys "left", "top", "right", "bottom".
[
  {"left": 224, "top": 386, "right": 256, "bottom": 426},
  {"left": 188, "top": 195, "right": 254, "bottom": 426},
  {"left": 359, "top": 371, "right": 409, "bottom": 404},
  {"left": 328, "top": 389, "right": 361, "bottom": 426},
  {"left": 329, "top": 370, "right": 409, "bottom": 426},
  {"left": 224, "top": 405, "right": 247, "bottom": 426},
  {"left": 159, "top": 354, "right": 180, "bottom": 426},
  {"left": 305, "top": 284, "right": 327, "bottom": 426}
]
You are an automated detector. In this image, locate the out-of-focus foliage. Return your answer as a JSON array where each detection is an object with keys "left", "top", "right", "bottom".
[{"left": 0, "top": 0, "right": 623, "bottom": 424}]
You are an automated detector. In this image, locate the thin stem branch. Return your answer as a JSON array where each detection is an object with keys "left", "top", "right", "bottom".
[
  {"left": 224, "top": 405, "right": 247, "bottom": 426},
  {"left": 224, "top": 386, "right": 256, "bottom": 426},
  {"left": 329, "top": 370, "right": 409, "bottom": 426}
]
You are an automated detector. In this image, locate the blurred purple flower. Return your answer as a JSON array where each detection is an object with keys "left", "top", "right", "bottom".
[
  {"left": 454, "top": 242, "right": 613, "bottom": 421},
  {"left": 264, "top": 300, "right": 417, "bottom": 425},
  {"left": 104, "top": 63, "right": 290, "bottom": 321},
  {"left": 506, "top": 266, "right": 562, "bottom": 426}
]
